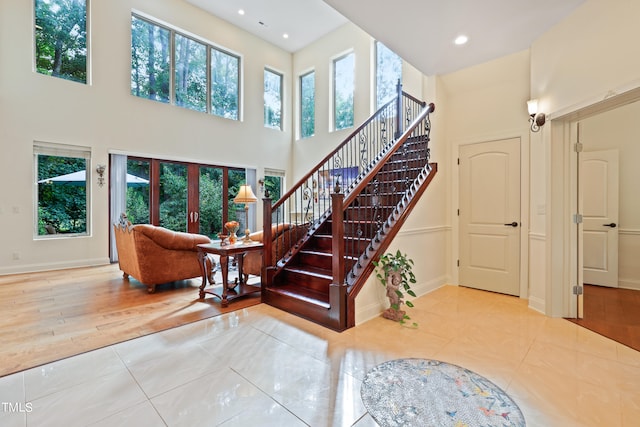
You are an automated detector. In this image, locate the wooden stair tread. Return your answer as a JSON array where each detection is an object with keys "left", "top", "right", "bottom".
[
  {"left": 299, "top": 249, "right": 332, "bottom": 256},
  {"left": 266, "top": 285, "right": 330, "bottom": 308},
  {"left": 285, "top": 265, "right": 332, "bottom": 279}
]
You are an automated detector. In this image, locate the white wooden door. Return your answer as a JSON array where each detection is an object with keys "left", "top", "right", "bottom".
[
  {"left": 581, "top": 149, "right": 619, "bottom": 287},
  {"left": 459, "top": 138, "right": 521, "bottom": 296}
]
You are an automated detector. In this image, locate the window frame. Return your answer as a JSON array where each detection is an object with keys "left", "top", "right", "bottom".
[
  {"left": 264, "top": 67, "right": 283, "bottom": 130},
  {"left": 299, "top": 70, "right": 315, "bottom": 139},
  {"left": 34, "top": 142, "right": 92, "bottom": 239},
  {"left": 332, "top": 51, "right": 355, "bottom": 132},
  {"left": 34, "top": 0, "right": 90, "bottom": 84},
  {"left": 174, "top": 32, "right": 208, "bottom": 112},
  {"left": 130, "top": 13, "right": 242, "bottom": 120},
  {"left": 210, "top": 45, "right": 241, "bottom": 120},
  {"left": 130, "top": 14, "right": 172, "bottom": 103},
  {"left": 374, "top": 41, "right": 402, "bottom": 110}
]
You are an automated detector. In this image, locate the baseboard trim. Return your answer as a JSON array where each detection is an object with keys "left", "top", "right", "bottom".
[
  {"left": 355, "top": 275, "right": 449, "bottom": 325},
  {"left": 0, "top": 258, "right": 111, "bottom": 276},
  {"left": 619, "top": 279, "right": 640, "bottom": 291},
  {"left": 528, "top": 295, "right": 545, "bottom": 314}
]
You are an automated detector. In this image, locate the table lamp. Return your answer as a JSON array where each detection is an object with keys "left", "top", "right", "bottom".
[{"left": 233, "top": 184, "right": 258, "bottom": 243}]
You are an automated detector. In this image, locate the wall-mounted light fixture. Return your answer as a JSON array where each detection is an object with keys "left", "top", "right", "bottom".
[
  {"left": 527, "top": 99, "right": 546, "bottom": 132},
  {"left": 96, "top": 164, "right": 106, "bottom": 187}
]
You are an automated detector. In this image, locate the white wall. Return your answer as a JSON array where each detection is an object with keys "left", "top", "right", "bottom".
[
  {"left": 530, "top": 0, "right": 640, "bottom": 315},
  {"left": 0, "top": 0, "right": 293, "bottom": 274},
  {"left": 531, "top": 0, "right": 640, "bottom": 114},
  {"left": 438, "top": 50, "right": 532, "bottom": 301}
]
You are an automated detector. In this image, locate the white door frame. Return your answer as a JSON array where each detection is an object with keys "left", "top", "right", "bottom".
[
  {"left": 453, "top": 131, "right": 530, "bottom": 299},
  {"left": 547, "top": 84, "right": 640, "bottom": 318}
]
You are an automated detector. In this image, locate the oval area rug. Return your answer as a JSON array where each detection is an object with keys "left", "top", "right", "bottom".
[{"left": 361, "top": 358, "right": 526, "bottom": 427}]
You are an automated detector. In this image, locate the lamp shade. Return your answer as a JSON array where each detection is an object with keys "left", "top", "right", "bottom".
[
  {"left": 234, "top": 184, "right": 258, "bottom": 204},
  {"left": 527, "top": 99, "right": 538, "bottom": 115}
]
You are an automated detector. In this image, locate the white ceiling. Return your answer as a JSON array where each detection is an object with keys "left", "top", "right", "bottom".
[
  {"left": 185, "top": 0, "right": 585, "bottom": 76},
  {"left": 185, "top": 0, "right": 348, "bottom": 53}
]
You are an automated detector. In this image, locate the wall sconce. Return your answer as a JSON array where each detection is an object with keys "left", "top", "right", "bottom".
[
  {"left": 527, "top": 99, "right": 546, "bottom": 132},
  {"left": 96, "top": 164, "right": 106, "bottom": 187}
]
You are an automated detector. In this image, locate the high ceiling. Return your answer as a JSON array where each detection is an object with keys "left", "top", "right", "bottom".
[
  {"left": 185, "top": 0, "right": 585, "bottom": 75},
  {"left": 185, "top": 0, "right": 348, "bottom": 53}
]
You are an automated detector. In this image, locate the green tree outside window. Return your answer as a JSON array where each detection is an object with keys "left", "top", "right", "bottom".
[{"left": 35, "top": 0, "right": 87, "bottom": 83}]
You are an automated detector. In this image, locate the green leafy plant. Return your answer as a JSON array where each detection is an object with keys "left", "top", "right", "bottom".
[{"left": 373, "top": 250, "right": 418, "bottom": 326}]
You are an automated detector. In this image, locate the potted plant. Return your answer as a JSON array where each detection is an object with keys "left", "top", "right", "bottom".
[{"left": 373, "top": 250, "right": 418, "bottom": 326}]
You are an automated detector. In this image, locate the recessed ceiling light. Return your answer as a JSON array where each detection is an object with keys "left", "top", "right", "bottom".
[
  {"left": 454, "top": 35, "right": 468, "bottom": 45},
  {"left": 283, "top": 33, "right": 289, "bottom": 39},
  {"left": 238, "top": 9, "right": 245, "bottom": 15}
]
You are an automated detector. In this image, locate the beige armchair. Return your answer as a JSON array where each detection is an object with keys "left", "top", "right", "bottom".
[{"left": 113, "top": 214, "right": 214, "bottom": 293}]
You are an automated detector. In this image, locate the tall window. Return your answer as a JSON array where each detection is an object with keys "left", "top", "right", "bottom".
[
  {"left": 174, "top": 34, "right": 207, "bottom": 112},
  {"left": 211, "top": 47, "right": 239, "bottom": 120},
  {"left": 131, "top": 15, "right": 170, "bottom": 102},
  {"left": 375, "top": 41, "right": 402, "bottom": 109},
  {"left": 333, "top": 53, "right": 355, "bottom": 131},
  {"left": 299, "top": 71, "right": 315, "bottom": 138},
  {"left": 35, "top": 143, "right": 90, "bottom": 237},
  {"left": 131, "top": 15, "right": 240, "bottom": 120},
  {"left": 35, "top": 0, "right": 87, "bottom": 83},
  {"left": 264, "top": 69, "right": 283, "bottom": 129}
]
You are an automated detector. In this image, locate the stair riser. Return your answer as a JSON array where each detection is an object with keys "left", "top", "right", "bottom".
[
  {"left": 280, "top": 269, "right": 331, "bottom": 294},
  {"left": 384, "top": 158, "right": 426, "bottom": 170},
  {"left": 300, "top": 235, "right": 368, "bottom": 257},
  {"left": 263, "top": 292, "right": 344, "bottom": 331},
  {"left": 326, "top": 221, "right": 379, "bottom": 237},
  {"left": 298, "top": 251, "right": 332, "bottom": 270},
  {"left": 348, "top": 193, "right": 403, "bottom": 207},
  {"left": 345, "top": 208, "right": 398, "bottom": 222}
]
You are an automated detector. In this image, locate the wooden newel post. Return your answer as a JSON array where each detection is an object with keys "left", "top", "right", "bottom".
[
  {"left": 330, "top": 192, "right": 346, "bottom": 329},
  {"left": 261, "top": 197, "right": 273, "bottom": 289}
]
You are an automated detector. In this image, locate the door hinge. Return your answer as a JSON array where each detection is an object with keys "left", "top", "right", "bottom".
[
  {"left": 573, "top": 213, "right": 583, "bottom": 224},
  {"left": 573, "top": 285, "right": 583, "bottom": 295},
  {"left": 574, "top": 142, "right": 583, "bottom": 153},
  {"left": 457, "top": 209, "right": 460, "bottom": 216},
  {"left": 457, "top": 259, "right": 460, "bottom": 267},
  {"left": 457, "top": 158, "right": 460, "bottom": 165}
]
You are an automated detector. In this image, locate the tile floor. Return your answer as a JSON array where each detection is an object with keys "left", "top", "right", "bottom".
[{"left": 1, "top": 285, "right": 639, "bottom": 426}]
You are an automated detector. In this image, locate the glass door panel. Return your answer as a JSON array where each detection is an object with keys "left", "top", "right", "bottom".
[
  {"left": 228, "top": 169, "right": 247, "bottom": 231},
  {"left": 126, "top": 158, "right": 150, "bottom": 224},
  {"left": 199, "top": 165, "right": 223, "bottom": 238},
  {"left": 159, "top": 162, "right": 188, "bottom": 232},
  {"left": 265, "top": 174, "right": 283, "bottom": 222}
]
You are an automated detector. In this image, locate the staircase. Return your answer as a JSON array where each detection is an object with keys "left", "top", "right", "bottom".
[{"left": 260, "top": 83, "right": 436, "bottom": 331}]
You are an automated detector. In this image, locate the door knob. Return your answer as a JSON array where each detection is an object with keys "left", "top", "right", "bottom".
[
  {"left": 504, "top": 221, "right": 518, "bottom": 227},
  {"left": 602, "top": 223, "right": 617, "bottom": 228}
]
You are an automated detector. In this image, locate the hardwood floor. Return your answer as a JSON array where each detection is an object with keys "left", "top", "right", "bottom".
[
  {"left": 568, "top": 284, "right": 640, "bottom": 352},
  {"left": 0, "top": 263, "right": 260, "bottom": 378}
]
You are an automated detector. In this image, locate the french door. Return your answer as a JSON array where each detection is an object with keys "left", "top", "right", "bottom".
[{"left": 126, "top": 157, "right": 245, "bottom": 238}]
